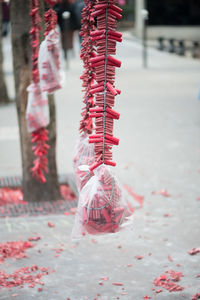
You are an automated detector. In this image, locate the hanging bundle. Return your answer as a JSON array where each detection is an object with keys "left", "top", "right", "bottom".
[
  {"left": 26, "top": 0, "right": 50, "bottom": 183},
  {"left": 73, "top": 0, "right": 96, "bottom": 190},
  {"left": 88, "top": 0, "right": 122, "bottom": 171},
  {"left": 38, "top": 5, "right": 63, "bottom": 94},
  {"left": 72, "top": 0, "right": 132, "bottom": 238},
  {"left": 72, "top": 165, "right": 131, "bottom": 238}
]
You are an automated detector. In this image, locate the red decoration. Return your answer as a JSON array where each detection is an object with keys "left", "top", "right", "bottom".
[
  {"left": 0, "top": 241, "right": 34, "bottom": 264},
  {"left": 154, "top": 270, "right": 184, "bottom": 292},
  {"left": 88, "top": 0, "right": 123, "bottom": 171},
  {"left": 79, "top": 0, "right": 96, "bottom": 134},
  {"left": 31, "top": 128, "right": 49, "bottom": 182}
]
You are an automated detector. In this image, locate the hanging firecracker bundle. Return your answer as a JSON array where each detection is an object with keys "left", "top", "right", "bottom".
[
  {"left": 38, "top": 2, "right": 63, "bottom": 94},
  {"left": 72, "top": 0, "right": 132, "bottom": 238},
  {"left": 26, "top": 0, "right": 50, "bottom": 183},
  {"left": 26, "top": 0, "right": 62, "bottom": 183},
  {"left": 73, "top": 0, "right": 97, "bottom": 191}
]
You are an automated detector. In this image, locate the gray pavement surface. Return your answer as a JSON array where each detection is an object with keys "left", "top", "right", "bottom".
[{"left": 0, "top": 33, "right": 200, "bottom": 299}]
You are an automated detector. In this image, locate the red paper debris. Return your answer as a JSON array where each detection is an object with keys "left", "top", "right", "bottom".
[
  {"left": 168, "top": 255, "right": 173, "bottom": 262},
  {"left": 112, "top": 282, "right": 123, "bottom": 286},
  {"left": 152, "top": 189, "right": 171, "bottom": 197},
  {"left": 100, "top": 277, "right": 109, "bottom": 281},
  {"left": 155, "top": 289, "right": 163, "bottom": 293},
  {"left": 188, "top": 248, "right": 200, "bottom": 255},
  {"left": 48, "top": 221, "right": 54, "bottom": 228},
  {"left": 0, "top": 188, "right": 26, "bottom": 206},
  {"left": 192, "top": 293, "right": 200, "bottom": 300},
  {"left": 144, "top": 296, "right": 152, "bottom": 299},
  {"left": 135, "top": 255, "right": 143, "bottom": 260},
  {"left": 0, "top": 240, "right": 34, "bottom": 264},
  {"left": 0, "top": 265, "right": 51, "bottom": 289},
  {"left": 28, "top": 236, "right": 41, "bottom": 242},
  {"left": 154, "top": 270, "right": 184, "bottom": 292},
  {"left": 123, "top": 185, "right": 143, "bottom": 207}
]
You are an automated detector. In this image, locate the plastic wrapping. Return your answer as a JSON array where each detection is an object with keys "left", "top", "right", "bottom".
[
  {"left": 26, "top": 82, "right": 49, "bottom": 133},
  {"left": 38, "top": 29, "right": 63, "bottom": 94},
  {"left": 73, "top": 133, "right": 95, "bottom": 191},
  {"left": 72, "top": 165, "right": 131, "bottom": 239}
]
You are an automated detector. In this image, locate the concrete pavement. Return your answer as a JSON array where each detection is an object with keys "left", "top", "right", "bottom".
[{"left": 0, "top": 33, "right": 200, "bottom": 299}]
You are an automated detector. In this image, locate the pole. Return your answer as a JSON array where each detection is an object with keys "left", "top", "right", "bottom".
[{"left": 141, "top": 0, "right": 148, "bottom": 68}]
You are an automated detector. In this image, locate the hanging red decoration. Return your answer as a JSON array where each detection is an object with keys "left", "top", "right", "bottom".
[
  {"left": 73, "top": 0, "right": 97, "bottom": 191},
  {"left": 88, "top": 0, "right": 122, "bottom": 171},
  {"left": 26, "top": 0, "right": 50, "bottom": 183},
  {"left": 72, "top": 0, "right": 133, "bottom": 238}
]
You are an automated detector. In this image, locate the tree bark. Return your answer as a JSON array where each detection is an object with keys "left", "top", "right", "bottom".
[
  {"left": 10, "top": 0, "right": 61, "bottom": 202},
  {"left": 0, "top": 2, "right": 9, "bottom": 104}
]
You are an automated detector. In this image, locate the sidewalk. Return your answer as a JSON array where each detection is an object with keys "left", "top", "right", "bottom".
[{"left": 0, "top": 34, "right": 200, "bottom": 299}]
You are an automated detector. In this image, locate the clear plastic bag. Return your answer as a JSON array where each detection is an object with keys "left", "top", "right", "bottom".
[
  {"left": 26, "top": 82, "right": 49, "bottom": 133},
  {"left": 73, "top": 133, "right": 95, "bottom": 191},
  {"left": 38, "top": 29, "right": 64, "bottom": 94},
  {"left": 72, "top": 165, "right": 132, "bottom": 239}
]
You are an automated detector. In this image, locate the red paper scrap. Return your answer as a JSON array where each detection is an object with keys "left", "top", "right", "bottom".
[
  {"left": 0, "top": 266, "right": 50, "bottom": 289},
  {"left": 144, "top": 296, "right": 152, "bottom": 299},
  {"left": 100, "top": 277, "right": 109, "bottom": 281},
  {"left": 156, "top": 289, "right": 163, "bottom": 293},
  {"left": 112, "top": 282, "right": 123, "bottom": 286},
  {"left": 152, "top": 189, "right": 171, "bottom": 197},
  {"left": 196, "top": 197, "right": 200, "bottom": 201},
  {"left": 168, "top": 255, "right": 173, "bottom": 262},
  {"left": 127, "top": 264, "right": 132, "bottom": 267},
  {"left": 48, "top": 222, "right": 54, "bottom": 228},
  {"left": 192, "top": 293, "right": 200, "bottom": 300},
  {"left": 28, "top": 236, "right": 41, "bottom": 241},
  {"left": 0, "top": 240, "right": 34, "bottom": 264},
  {"left": 135, "top": 255, "right": 143, "bottom": 260},
  {"left": 154, "top": 270, "right": 184, "bottom": 292},
  {"left": 188, "top": 248, "right": 200, "bottom": 255},
  {"left": 123, "top": 185, "right": 143, "bottom": 207}
]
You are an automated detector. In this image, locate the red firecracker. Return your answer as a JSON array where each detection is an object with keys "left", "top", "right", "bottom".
[
  {"left": 72, "top": 0, "right": 133, "bottom": 238},
  {"left": 26, "top": 0, "right": 50, "bottom": 183},
  {"left": 73, "top": 0, "right": 96, "bottom": 190}
]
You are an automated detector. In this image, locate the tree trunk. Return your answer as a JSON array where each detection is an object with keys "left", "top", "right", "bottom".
[
  {"left": 0, "top": 2, "right": 9, "bottom": 104},
  {"left": 10, "top": 0, "right": 61, "bottom": 202}
]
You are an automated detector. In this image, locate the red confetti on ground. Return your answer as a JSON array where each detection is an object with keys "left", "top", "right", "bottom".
[
  {"left": 0, "top": 188, "right": 26, "bottom": 206},
  {"left": 154, "top": 270, "right": 184, "bottom": 292},
  {"left": 168, "top": 255, "right": 173, "bottom": 262},
  {"left": 112, "top": 282, "right": 123, "bottom": 286},
  {"left": 127, "top": 264, "right": 132, "bottom": 267},
  {"left": 0, "top": 241, "right": 34, "bottom": 264},
  {"left": 91, "top": 239, "right": 98, "bottom": 244},
  {"left": 135, "top": 255, "right": 143, "bottom": 260},
  {"left": 196, "top": 274, "right": 200, "bottom": 278},
  {"left": 155, "top": 289, "right": 163, "bottom": 293},
  {"left": 48, "top": 222, "right": 54, "bottom": 228},
  {"left": 192, "top": 293, "right": 200, "bottom": 300},
  {"left": 0, "top": 185, "right": 76, "bottom": 207},
  {"left": 188, "top": 248, "right": 200, "bottom": 255},
  {"left": 28, "top": 236, "right": 41, "bottom": 242},
  {"left": 0, "top": 265, "right": 50, "bottom": 289},
  {"left": 100, "top": 277, "right": 109, "bottom": 281},
  {"left": 123, "top": 185, "right": 144, "bottom": 207},
  {"left": 196, "top": 197, "right": 200, "bottom": 201},
  {"left": 152, "top": 189, "right": 171, "bottom": 197},
  {"left": 144, "top": 296, "right": 152, "bottom": 299}
]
